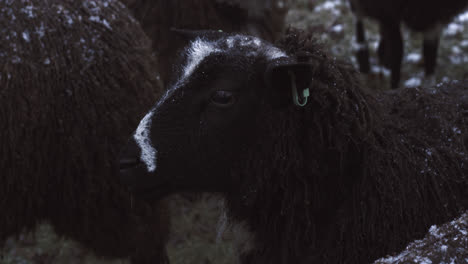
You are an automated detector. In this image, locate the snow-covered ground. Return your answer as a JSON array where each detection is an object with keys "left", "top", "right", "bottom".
[{"left": 374, "top": 211, "right": 468, "bottom": 264}]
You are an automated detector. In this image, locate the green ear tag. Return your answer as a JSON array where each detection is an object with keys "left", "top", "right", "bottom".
[{"left": 288, "top": 70, "right": 310, "bottom": 107}]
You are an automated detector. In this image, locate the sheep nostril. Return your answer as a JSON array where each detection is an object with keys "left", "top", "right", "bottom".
[{"left": 119, "top": 157, "right": 141, "bottom": 170}]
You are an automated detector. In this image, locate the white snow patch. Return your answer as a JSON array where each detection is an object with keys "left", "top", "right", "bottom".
[
  {"left": 414, "top": 256, "right": 432, "bottom": 264},
  {"left": 22, "top": 30, "right": 30, "bottom": 42},
  {"left": 331, "top": 24, "right": 343, "bottom": 33},
  {"left": 406, "top": 53, "right": 421, "bottom": 63},
  {"left": 238, "top": 36, "right": 261, "bottom": 47},
  {"left": 89, "top": 16, "right": 112, "bottom": 30},
  {"left": 371, "top": 65, "right": 391, "bottom": 77},
  {"left": 453, "top": 127, "right": 462, "bottom": 134},
  {"left": 11, "top": 56, "right": 21, "bottom": 64},
  {"left": 444, "top": 23, "right": 464, "bottom": 36},
  {"left": 457, "top": 10, "right": 468, "bottom": 22},
  {"left": 66, "top": 15, "right": 74, "bottom": 25},
  {"left": 315, "top": 0, "right": 341, "bottom": 16},
  {"left": 226, "top": 38, "right": 234, "bottom": 48},
  {"left": 20, "top": 5, "right": 35, "bottom": 18},
  {"left": 405, "top": 77, "right": 422, "bottom": 87},
  {"left": 449, "top": 54, "right": 468, "bottom": 64},
  {"left": 451, "top": 46, "right": 462, "bottom": 54},
  {"left": 265, "top": 47, "right": 287, "bottom": 60},
  {"left": 316, "top": 1, "right": 338, "bottom": 10},
  {"left": 253, "top": 38, "right": 261, "bottom": 47},
  {"left": 440, "top": 245, "right": 448, "bottom": 252},
  {"left": 35, "top": 23, "right": 46, "bottom": 38},
  {"left": 352, "top": 42, "right": 368, "bottom": 51},
  {"left": 429, "top": 225, "right": 443, "bottom": 238},
  {"left": 277, "top": 0, "right": 285, "bottom": 9}
]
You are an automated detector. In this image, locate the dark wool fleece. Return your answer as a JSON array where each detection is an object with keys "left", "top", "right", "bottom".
[
  {"left": 224, "top": 28, "right": 468, "bottom": 264},
  {"left": 0, "top": 0, "right": 169, "bottom": 263}
]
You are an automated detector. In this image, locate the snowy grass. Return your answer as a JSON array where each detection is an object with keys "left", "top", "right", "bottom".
[{"left": 287, "top": 0, "right": 468, "bottom": 90}]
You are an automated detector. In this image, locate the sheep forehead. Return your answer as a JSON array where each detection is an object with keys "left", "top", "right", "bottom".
[
  {"left": 180, "top": 35, "right": 286, "bottom": 82},
  {"left": 133, "top": 110, "right": 157, "bottom": 172},
  {"left": 224, "top": 35, "right": 287, "bottom": 60},
  {"left": 183, "top": 39, "right": 221, "bottom": 79}
]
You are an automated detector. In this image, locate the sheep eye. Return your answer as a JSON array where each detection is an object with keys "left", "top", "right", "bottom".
[{"left": 210, "top": 90, "right": 235, "bottom": 106}]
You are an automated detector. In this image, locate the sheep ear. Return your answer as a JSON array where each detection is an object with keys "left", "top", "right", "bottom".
[
  {"left": 264, "top": 58, "right": 315, "bottom": 107},
  {"left": 170, "top": 28, "right": 226, "bottom": 40}
]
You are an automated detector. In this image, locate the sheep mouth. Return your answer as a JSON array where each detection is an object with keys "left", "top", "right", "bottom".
[
  {"left": 135, "top": 186, "right": 173, "bottom": 201},
  {"left": 119, "top": 161, "right": 150, "bottom": 191},
  {"left": 119, "top": 157, "right": 143, "bottom": 171}
]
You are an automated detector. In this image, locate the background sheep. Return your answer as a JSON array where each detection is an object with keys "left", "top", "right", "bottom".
[
  {"left": 122, "top": 0, "right": 290, "bottom": 87},
  {"left": 349, "top": 0, "right": 468, "bottom": 88},
  {"left": 0, "top": 0, "right": 168, "bottom": 263},
  {"left": 119, "top": 28, "right": 468, "bottom": 263}
]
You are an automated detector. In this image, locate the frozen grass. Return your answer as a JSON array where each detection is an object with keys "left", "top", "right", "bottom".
[
  {"left": 2, "top": 1, "right": 468, "bottom": 263},
  {"left": 165, "top": 194, "right": 236, "bottom": 264}
]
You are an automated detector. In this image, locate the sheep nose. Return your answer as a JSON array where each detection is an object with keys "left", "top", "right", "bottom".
[{"left": 119, "top": 138, "right": 142, "bottom": 171}]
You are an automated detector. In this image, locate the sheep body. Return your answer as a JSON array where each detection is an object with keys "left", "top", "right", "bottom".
[
  {"left": 349, "top": 0, "right": 468, "bottom": 88},
  {"left": 0, "top": 0, "right": 168, "bottom": 263},
  {"left": 119, "top": 28, "right": 468, "bottom": 263}
]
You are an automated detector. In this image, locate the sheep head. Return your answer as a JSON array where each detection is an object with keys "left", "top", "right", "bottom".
[{"left": 118, "top": 31, "right": 319, "bottom": 200}]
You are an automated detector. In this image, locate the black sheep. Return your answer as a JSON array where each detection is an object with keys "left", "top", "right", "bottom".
[
  {"left": 349, "top": 0, "right": 468, "bottom": 88},
  {"left": 0, "top": 0, "right": 168, "bottom": 263},
  {"left": 119, "top": 28, "right": 468, "bottom": 263},
  {"left": 122, "top": 0, "right": 290, "bottom": 87}
]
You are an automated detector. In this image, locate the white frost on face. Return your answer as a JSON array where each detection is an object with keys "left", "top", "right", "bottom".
[
  {"left": 224, "top": 35, "right": 287, "bottom": 60},
  {"left": 183, "top": 38, "right": 220, "bottom": 79},
  {"left": 266, "top": 47, "right": 287, "bottom": 60},
  {"left": 133, "top": 38, "right": 221, "bottom": 173},
  {"left": 134, "top": 110, "right": 157, "bottom": 172}
]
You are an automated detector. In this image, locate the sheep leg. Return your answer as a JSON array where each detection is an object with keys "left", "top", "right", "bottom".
[
  {"left": 423, "top": 26, "right": 441, "bottom": 76},
  {"left": 378, "top": 21, "right": 403, "bottom": 88},
  {"left": 355, "top": 18, "right": 370, "bottom": 73}
]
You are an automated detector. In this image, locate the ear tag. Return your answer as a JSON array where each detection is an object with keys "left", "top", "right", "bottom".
[{"left": 288, "top": 70, "right": 310, "bottom": 107}]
